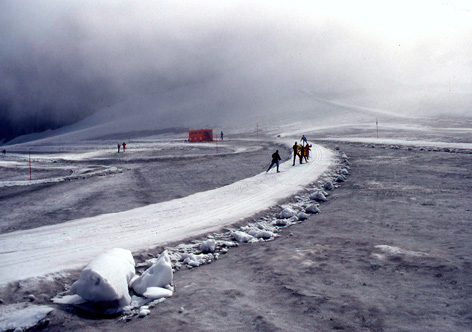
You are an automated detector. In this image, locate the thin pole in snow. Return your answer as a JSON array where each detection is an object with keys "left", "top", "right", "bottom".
[
  {"left": 376, "top": 118, "right": 379, "bottom": 138},
  {"left": 257, "top": 124, "right": 259, "bottom": 138},
  {"left": 29, "top": 150, "right": 32, "bottom": 180},
  {"left": 216, "top": 137, "right": 218, "bottom": 154}
]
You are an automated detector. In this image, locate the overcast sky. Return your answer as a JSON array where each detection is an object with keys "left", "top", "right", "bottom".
[{"left": 1, "top": 0, "right": 471, "bottom": 140}]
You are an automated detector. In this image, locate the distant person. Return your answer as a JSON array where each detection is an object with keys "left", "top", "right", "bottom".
[
  {"left": 2, "top": 149, "right": 5, "bottom": 155},
  {"left": 220, "top": 131, "right": 224, "bottom": 140},
  {"left": 122, "top": 142, "right": 126, "bottom": 152},
  {"left": 303, "top": 144, "right": 311, "bottom": 162},
  {"left": 117, "top": 143, "right": 121, "bottom": 153},
  {"left": 266, "top": 150, "right": 281, "bottom": 173},
  {"left": 300, "top": 135, "right": 307, "bottom": 146}
]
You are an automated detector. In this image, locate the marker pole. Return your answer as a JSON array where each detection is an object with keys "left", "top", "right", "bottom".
[
  {"left": 376, "top": 118, "right": 379, "bottom": 138},
  {"left": 29, "top": 150, "right": 32, "bottom": 180}
]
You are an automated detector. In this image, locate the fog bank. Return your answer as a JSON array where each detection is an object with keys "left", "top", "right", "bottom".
[{"left": 1, "top": 0, "right": 471, "bottom": 142}]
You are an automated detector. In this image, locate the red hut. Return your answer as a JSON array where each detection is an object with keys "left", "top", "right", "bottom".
[{"left": 188, "top": 129, "right": 213, "bottom": 142}]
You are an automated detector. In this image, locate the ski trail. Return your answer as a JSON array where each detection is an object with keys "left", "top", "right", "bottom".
[{"left": 0, "top": 142, "right": 334, "bottom": 286}]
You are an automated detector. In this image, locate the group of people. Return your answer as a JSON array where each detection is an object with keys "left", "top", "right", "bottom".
[
  {"left": 117, "top": 142, "right": 126, "bottom": 153},
  {"left": 266, "top": 135, "right": 312, "bottom": 173},
  {"left": 292, "top": 135, "right": 311, "bottom": 166}
]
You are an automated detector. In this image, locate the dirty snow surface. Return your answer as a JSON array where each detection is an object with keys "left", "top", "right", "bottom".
[
  {"left": 1, "top": 118, "right": 472, "bottom": 331},
  {"left": 0, "top": 137, "right": 333, "bottom": 286},
  {"left": 0, "top": 303, "right": 53, "bottom": 331}
]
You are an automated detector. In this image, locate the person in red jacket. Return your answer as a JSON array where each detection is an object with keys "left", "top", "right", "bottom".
[
  {"left": 303, "top": 144, "right": 311, "bottom": 162},
  {"left": 122, "top": 142, "right": 126, "bottom": 152}
]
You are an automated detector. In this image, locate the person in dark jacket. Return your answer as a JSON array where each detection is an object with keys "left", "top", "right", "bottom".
[
  {"left": 293, "top": 142, "right": 303, "bottom": 165},
  {"left": 267, "top": 150, "right": 281, "bottom": 173},
  {"left": 292, "top": 142, "right": 298, "bottom": 166}
]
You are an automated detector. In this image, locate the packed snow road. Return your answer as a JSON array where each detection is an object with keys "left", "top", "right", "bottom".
[
  {"left": 0, "top": 139, "right": 283, "bottom": 233},
  {"left": 0, "top": 140, "right": 334, "bottom": 286}
]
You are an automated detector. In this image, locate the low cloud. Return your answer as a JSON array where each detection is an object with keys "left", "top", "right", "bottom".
[{"left": 1, "top": 0, "right": 471, "bottom": 142}]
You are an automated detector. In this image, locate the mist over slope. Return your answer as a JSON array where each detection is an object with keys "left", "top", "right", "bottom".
[
  {"left": 5, "top": 95, "right": 409, "bottom": 146},
  {"left": 1, "top": 1, "right": 470, "bottom": 143}
]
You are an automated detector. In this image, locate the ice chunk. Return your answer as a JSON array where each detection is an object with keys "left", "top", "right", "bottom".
[
  {"left": 200, "top": 239, "right": 216, "bottom": 253},
  {"left": 297, "top": 212, "right": 308, "bottom": 221},
  {"left": 131, "top": 251, "right": 173, "bottom": 296},
  {"left": 52, "top": 294, "right": 86, "bottom": 305},
  {"left": 180, "top": 253, "right": 213, "bottom": 267},
  {"left": 255, "top": 230, "right": 273, "bottom": 239},
  {"left": 138, "top": 307, "right": 151, "bottom": 317},
  {"left": 276, "top": 218, "right": 288, "bottom": 226},
  {"left": 336, "top": 175, "right": 345, "bottom": 183},
  {"left": 231, "top": 231, "right": 253, "bottom": 243},
  {"left": 246, "top": 228, "right": 259, "bottom": 237},
  {"left": 323, "top": 181, "right": 334, "bottom": 190},
  {"left": 278, "top": 208, "right": 295, "bottom": 219},
  {"left": 309, "top": 192, "right": 327, "bottom": 202},
  {"left": 305, "top": 205, "right": 320, "bottom": 214},
  {"left": 218, "top": 240, "right": 239, "bottom": 248},
  {"left": 0, "top": 303, "right": 53, "bottom": 332},
  {"left": 70, "top": 248, "right": 135, "bottom": 306},
  {"left": 143, "top": 287, "right": 173, "bottom": 299}
]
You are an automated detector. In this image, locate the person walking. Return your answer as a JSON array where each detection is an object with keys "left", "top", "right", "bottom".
[
  {"left": 267, "top": 150, "right": 281, "bottom": 173},
  {"left": 303, "top": 144, "right": 311, "bottom": 162},
  {"left": 122, "top": 142, "right": 126, "bottom": 152},
  {"left": 300, "top": 135, "right": 307, "bottom": 146},
  {"left": 117, "top": 143, "right": 121, "bottom": 153},
  {"left": 220, "top": 131, "right": 224, "bottom": 140},
  {"left": 292, "top": 142, "right": 303, "bottom": 166}
]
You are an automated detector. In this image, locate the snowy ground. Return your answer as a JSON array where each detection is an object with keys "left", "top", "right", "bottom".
[
  {"left": 0, "top": 139, "right": 333, "bottom": 286},
  {"left": 0, "top": 138, "right": 289, "bottom": 234},
  {"left": 125, "top": 141, "right": 470, "bottom": 332},
  {"left": 322, "top": 137, "right": 472, "bottom": 151},
  {"left": 0, "top": 139, "right": 254, "bottom": 187},
  {"left": 0, "top": 118, "right": 471, "bottom": 331}
]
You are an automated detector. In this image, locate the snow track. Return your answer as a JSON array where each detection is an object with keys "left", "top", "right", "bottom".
[
  {"left": 0, "top": 142, "right": 334, "bottom": 286},
  {"left": 322, "top": 137, "right": 472, "bottom": 150}
]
